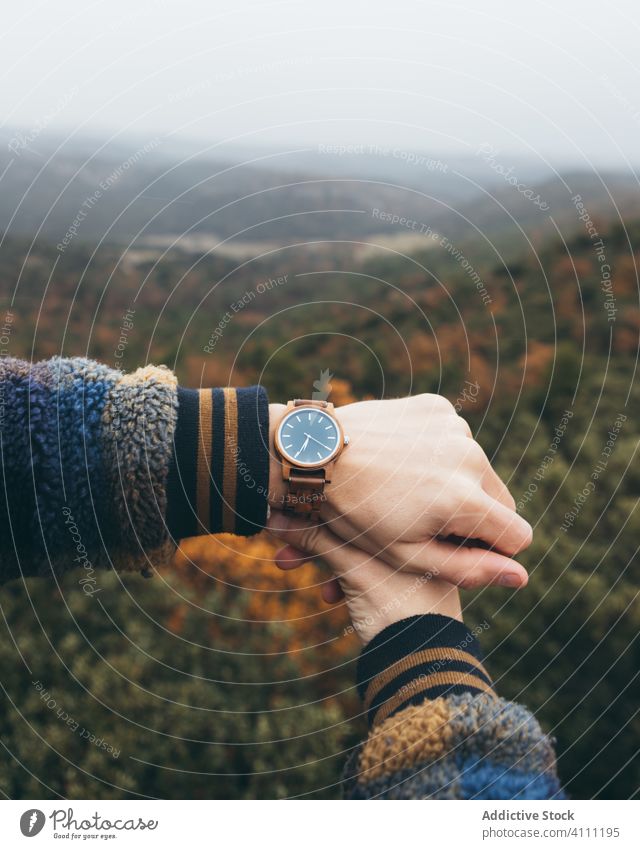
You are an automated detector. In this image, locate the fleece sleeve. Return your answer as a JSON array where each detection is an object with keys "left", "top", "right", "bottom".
[
  {"left": 0, "top": 357, "right": 269, "bottom": 584},
  {"left": 343, "top": 614, "right": 565, "bottom": 800}
]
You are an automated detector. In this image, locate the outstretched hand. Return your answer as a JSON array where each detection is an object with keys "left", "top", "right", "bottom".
[{"left": 269, "top": 394, "right": 532, "bottom": 590}]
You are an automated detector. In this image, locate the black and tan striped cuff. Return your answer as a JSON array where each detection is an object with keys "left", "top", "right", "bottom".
[
  {"left": 357, "top": 615, "right": 496, "bottom": 728},
  {"left": 166, "top": 385, "right": 269, "bottom": 540}
]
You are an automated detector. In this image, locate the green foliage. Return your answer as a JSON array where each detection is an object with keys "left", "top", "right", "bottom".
[
  {"left": 1, "top": 216, "right": 640, "bottom": 798},
  {"left": 0, "top": 574, "right": 352, "bottom": 799}
]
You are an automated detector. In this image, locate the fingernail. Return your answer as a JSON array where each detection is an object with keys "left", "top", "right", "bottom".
[{"left": 499, "top": 572, "right": 523, "bottom": 588}]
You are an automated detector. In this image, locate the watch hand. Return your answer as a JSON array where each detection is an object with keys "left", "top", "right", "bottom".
[
  {"left": 294, "top": 436, "right": 310, "bottom": 459},
  {"left": 304, "top": 432, "right": 331, "bottom": 451}
]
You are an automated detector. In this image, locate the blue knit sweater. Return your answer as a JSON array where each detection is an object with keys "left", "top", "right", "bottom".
[{"left": 0, "top": 356, "right": 564, "bottom": 800}]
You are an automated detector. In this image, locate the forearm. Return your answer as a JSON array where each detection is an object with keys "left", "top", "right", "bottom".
[
  {"left": 0, "top": 357, "right": 271, "bottom": 584},
  {"left": 0, "top": 357, "right": 176, "bottom": 582},
  {"left": 268, "top": 402, "right": 287, "bottom": 508},
  {"left": 344, "top": 614, "right": 565, "bottom": 800},
  {"left": 266, "top": 489, "right": 557, "bottom": 800}
]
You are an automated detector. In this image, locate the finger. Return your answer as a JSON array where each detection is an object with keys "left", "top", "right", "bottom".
[
  {"left": 454, "top": 416, "right": 473, "bottom": 438},
  {"left": 442, "top": 492, "right": 533, "bottom": 555},
  {"left": 268, "top": 511, "right": 374, "bottom": 579},
  {"left": 317, "top": 524, "right": 530, "bottom": 589},
  {"left": 321, "top": 578, "right": 345, "bottom": 603},
  {"left": 482, "top": 465, "right": 517, "bottom": 511},
  {"left": 280, "top": 509, "right": 528, "bottom": 591},
  {"left": 274, "top": 542, "right": 344, "bottom": 602},
  {"left": 474, "top": 493, "right": 533, "bottom": 553},
  {"left": 453, "top": 439, "right": 516, "bottom": 511},
  {"left": 273, "top": 545, "right": 313, "bottom": 570},
  {"left": 390, "top": 537, "right": 529, "bottom": 588}
]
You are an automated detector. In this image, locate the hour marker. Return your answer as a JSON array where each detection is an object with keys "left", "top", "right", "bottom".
[
  {"left": 308, "top": 413, "right": 312, "bottom": 421},
  {"left": 285, "top": 422, "right": 292, "bottom": 428},
  {"left": 328, "top": 435, "right": 335, "bottom": 439},
  {"left": 317, "top": 451, "right": 322, "bottom": 458},
  {"left": 325, "top": 425, "right": 332, "bottom": 429},
  {"left": 284, "top": 444, "right": 292, "bottom": 450},
  {"left": 296, "top": 415, "right": 301, "bottom": 422}
]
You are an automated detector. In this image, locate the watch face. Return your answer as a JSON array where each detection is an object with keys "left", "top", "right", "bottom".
[{"left": 276, "top": 407, "right": 342, "bottom": 467}]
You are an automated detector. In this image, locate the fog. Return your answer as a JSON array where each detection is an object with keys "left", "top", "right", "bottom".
[{"left": 2, "top": 0, "right": 640, "bottom": 168}]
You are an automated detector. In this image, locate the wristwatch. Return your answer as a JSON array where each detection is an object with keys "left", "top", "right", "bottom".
[{"left": 274, "top": 399, "right": 349, "bottom": 518}]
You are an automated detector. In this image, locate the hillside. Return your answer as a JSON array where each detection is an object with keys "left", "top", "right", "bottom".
[
  {"left": 0, "top": 214, "right": 639, "bottom": 799},
  {"left": 1, "top": 135, "right": 638, "bottom": 256}
]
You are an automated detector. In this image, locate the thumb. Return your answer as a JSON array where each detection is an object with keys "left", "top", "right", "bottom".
[{"left": 266, "top": 511, "right": 365, "bottom": 579}]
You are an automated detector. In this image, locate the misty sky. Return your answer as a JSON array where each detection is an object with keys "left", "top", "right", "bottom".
[{"left": 2, "top": 0, "right": 640, "bottom": 168}]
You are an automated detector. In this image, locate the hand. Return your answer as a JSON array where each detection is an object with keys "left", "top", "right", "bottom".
[
  {"left": 268, "top": 511, "right": 462, "bottom": 645},
  {"left": 269, "top": 395, "right": 532, "bottom": 589}
]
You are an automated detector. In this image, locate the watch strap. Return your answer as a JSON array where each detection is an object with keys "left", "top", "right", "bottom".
[
  {"left": 292, "top": 398, "right": 329, "bottom": 409},
  {"left": 282, "top": 399, "right": 332, "bottom": 518},
  {"left": 283, "top": 468, "right": 326, "bottom": 517}
]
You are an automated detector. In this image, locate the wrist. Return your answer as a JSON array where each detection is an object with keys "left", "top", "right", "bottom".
[
  {"left": 268, "top": 403, "right": 288, "bottom": 509},
  {"left": 376, "top": 587, "right": 463, "bottom": 639},
  {"left": 267, "top": 401, "right": 349, "bottom": 512},
  {"left": 353, "top": 580, "right": 463, "bottom": 646},
  {"left": 357, "top": 613, "right": 494, "bottom": 728}
]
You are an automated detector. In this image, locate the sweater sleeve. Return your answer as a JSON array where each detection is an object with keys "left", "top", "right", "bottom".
[
  {"left": 0, "top": 357, "right": 270, "bottom": 584},
  {"left": 343, "top": 614, "right": 565, "bottom": 800}
]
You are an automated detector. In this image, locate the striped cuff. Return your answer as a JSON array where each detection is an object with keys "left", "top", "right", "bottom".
[
  {"left": 357, "top": 614, "right": 496, "bottom": 728},
  {"left": 166, "top": 385, "right": 269, "bottom": 540}
]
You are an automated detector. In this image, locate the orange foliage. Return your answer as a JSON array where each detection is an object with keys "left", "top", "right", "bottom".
[
  {"left": 520, "top": 341, "right": 555, "bottom": 387},
  {"left": 614, "top": 255, "right": 640, "bottom": 298},
  {"left": 463, "top": 349, "right": 496, "bottom": 412},
  {"left": 554, "top": 255, "right": 591, "bottom": 281},
  {"left": 171, "top": 533, "right": 356, "bottom": 665},
  {"left": 487, "top": 287, "right": 508, "bottom": 314},
  {"left": 327, "top": 377, "right": 357, "bottom": 406},
  {"left": 614, "top": 307, "right": 640, "bottom": 355},
  {"left": 408, "top": 333, "right": 439, "bottom": 368}
]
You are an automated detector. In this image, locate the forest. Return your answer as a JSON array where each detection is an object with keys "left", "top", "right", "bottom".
[{"left": 0, "top": 211, "right": 638, "bottom": 799}]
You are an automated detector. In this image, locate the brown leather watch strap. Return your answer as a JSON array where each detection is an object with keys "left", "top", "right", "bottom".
[
  {"left": 283, "top": 468, "right": 326, "bottom": 518},
  {"left": 281, "top": 399, "right": 336, "bottom": 519},
  {"left": 293, "top": 398, "right": 329, "bottom": 409}
]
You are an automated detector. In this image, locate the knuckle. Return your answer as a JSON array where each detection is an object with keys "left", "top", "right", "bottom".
[
  {"left": 454, "top": 416, "right": 473, "bottom": 437},
  {"left": 443, "top": 436, "right": 485, "bottom": 467},
  {"left": 435, "top": 487, "right": 466, "bottom": 520},
  {"left": 467, "top": 440, "right": 487, "bottom": 465},
  {"left": 419, "top": 393, "right": 456, "bottom": 414},
  {"left": 457, "top": 438, "right": 487, "bottom": 468},
  {"left": 504, "top": 490, "right": 517, "bottom": 511},
  {"left": 456, "top": 569, "right": 486, "bottom": 590}
]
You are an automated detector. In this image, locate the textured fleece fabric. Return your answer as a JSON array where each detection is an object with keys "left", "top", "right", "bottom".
[
  {"left": 344, "top": 615, "right": 565, "bottom": 799},
  {"left": 0, "top": 357, "right": 269, "bottom": 582}
]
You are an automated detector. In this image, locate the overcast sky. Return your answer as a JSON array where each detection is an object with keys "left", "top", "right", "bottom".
[{"left": 2, "top": 0, "right": 640, "bottom": 168}]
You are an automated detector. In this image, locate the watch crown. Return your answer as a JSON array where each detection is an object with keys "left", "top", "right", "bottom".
[{"left": 344, "top": 435, "right": 350, "bottom": 445}]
